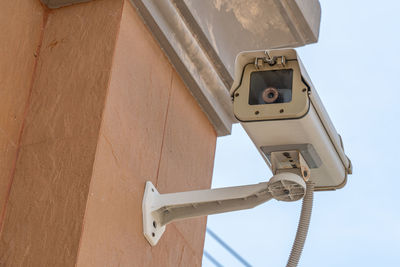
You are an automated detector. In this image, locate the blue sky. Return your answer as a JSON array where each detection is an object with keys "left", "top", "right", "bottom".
[{"left": 203, "top": 0, "right": 400, "bottom": 266}]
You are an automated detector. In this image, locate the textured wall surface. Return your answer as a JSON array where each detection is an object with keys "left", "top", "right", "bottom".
[
  {"left": 0, "top": 0, "right": 215, "bottom": 266},
  {"left": 0, "top": 0, "right": 45, "bottom": 226},
  {"left": 76, "top": 1, "right": 216, "bottom": 266},
  {"left": 0, "top": 0, "right": 124, "bottom": 265}
]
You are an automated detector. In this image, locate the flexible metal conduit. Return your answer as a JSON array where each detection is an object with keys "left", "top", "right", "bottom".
[{"left": 286, "top": 181, "right": 315, "bottom": 267}]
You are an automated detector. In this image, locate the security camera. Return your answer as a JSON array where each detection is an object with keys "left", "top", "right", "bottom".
[
  {"left": 230, "top": 49, "right": 352, "bottom": 190},
  {"left": 143, "top": 49, "right": 351, "bottom": 267}
]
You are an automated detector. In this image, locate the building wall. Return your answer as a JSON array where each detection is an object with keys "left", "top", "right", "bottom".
[
  {"left": 0, "top": 0, "right": 45, "bottom": 224},
  {"left": 76, "top": 1, "right": 216, "bottom": 266},
  {"left": 0, "top": 0, "right": 124, "bottom": 265},
  {"left": 0, "top": 0, "right": 215, "bottom": 266}
]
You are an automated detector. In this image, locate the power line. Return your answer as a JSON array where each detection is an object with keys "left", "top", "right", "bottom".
[
  {"left": 203, "top": 250, "right": 224, "bottom": 267},
  {"left": 206, "top": 228, "right": 252, "bottom": 267}
]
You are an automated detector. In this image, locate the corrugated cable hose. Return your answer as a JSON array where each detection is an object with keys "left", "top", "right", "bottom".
[{"left": 286, "top": 181, "right": 315, "bottom": 267}]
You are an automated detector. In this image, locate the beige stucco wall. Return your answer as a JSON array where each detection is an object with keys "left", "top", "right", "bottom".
[
  {"left": 0, "top": 0, "right": 45, "bottom": 224},
  {"left": 0, "top": 0, "right": 215, "bottom": 266},
  {"left": 76, "top": 1, "right": 216, "bottom": 266}
]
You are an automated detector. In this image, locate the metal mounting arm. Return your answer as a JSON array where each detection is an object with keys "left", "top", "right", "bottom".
[{"left": 142, "top": 171, "right": 306, "bottom": 246}]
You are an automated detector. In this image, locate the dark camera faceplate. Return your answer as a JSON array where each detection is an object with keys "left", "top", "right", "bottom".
[{"left": 249, "top": 69, "right": 293, "bottom": 105}]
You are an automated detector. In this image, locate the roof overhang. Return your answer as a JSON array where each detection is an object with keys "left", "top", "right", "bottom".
[{"left": 42, "top": 0, "right": 321, "bottom": 136}]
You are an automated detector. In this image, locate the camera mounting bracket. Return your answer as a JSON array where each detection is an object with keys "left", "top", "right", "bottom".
[
  {"left": 255, "top": 51, "right": 287, "bottom": 69},
  {"left": 271, "top": 150, "right": 310, "bottom": 181},
  {"left": 142, "top": 151, "right": 309, "bottom": 246}
]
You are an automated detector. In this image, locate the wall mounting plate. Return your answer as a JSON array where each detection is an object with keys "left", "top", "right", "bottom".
[{"left": 142, "top": 182, "right": 165, "bottom": 246}]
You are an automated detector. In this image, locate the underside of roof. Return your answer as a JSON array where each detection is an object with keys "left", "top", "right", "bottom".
[{"left": 41, "top": 0, "right": 321, "bottom": 136}]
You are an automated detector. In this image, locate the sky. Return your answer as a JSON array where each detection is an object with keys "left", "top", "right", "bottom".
[{"left": 203, "top": 0, "right": 400, "bottom": 266}]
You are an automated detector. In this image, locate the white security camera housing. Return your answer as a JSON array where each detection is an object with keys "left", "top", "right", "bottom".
[{"left": 231, "top": 49, "right": 352, "bottom": 191}]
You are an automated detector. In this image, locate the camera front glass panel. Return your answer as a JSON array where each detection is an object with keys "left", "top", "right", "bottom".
[
  {"left": 232, "top": 60, "right": 309, "bottom": 121},
  {"left": 249, "top": 69, "right": 293, "bottom": 105}
]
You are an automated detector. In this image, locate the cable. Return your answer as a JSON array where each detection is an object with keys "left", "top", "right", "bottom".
[
  {"left": 206, "top": 228, "right": 252, "bottom": 267},
  {"left": 286, "top": 181, "right": 315, "bottom": 267},
  {"left": 203, "top": 250, "right": 224, "bottom": 267}
]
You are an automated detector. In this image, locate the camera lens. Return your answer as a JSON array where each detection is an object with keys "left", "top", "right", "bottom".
[{"left": 262, "top": 87, "right": 279, "bottom": 103}]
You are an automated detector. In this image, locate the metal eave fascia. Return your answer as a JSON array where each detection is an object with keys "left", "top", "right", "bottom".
[
  {"left": 40, "top": 0, "right": 92, "bottom": 8},
  {"left": 130, "top": 0, "right": 236, "bottom": 136}
]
